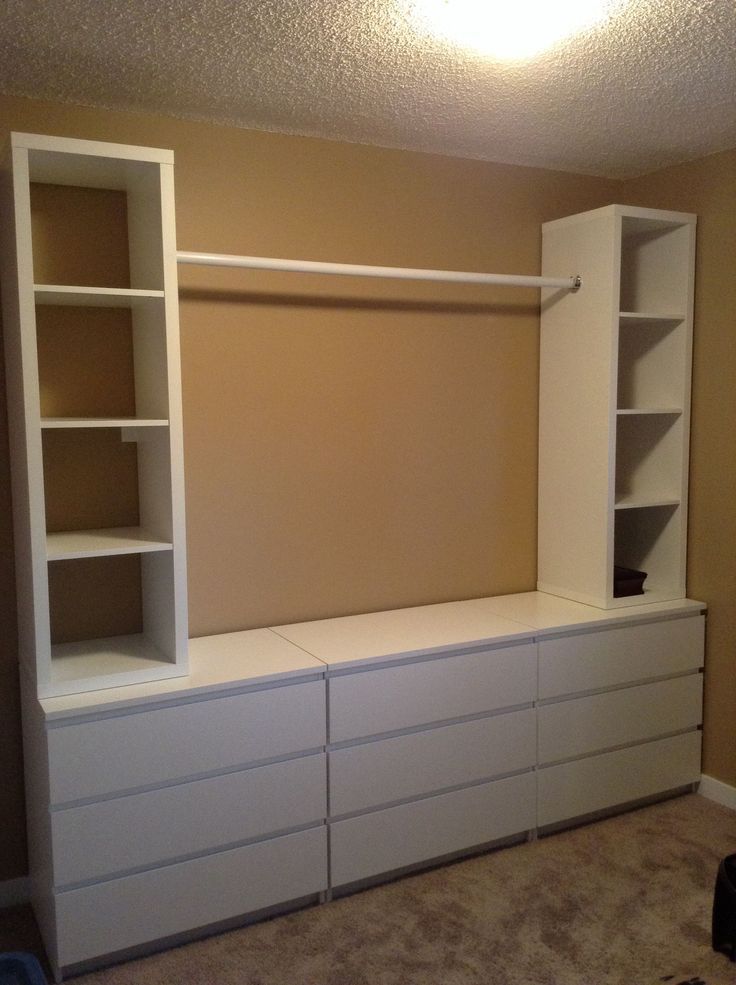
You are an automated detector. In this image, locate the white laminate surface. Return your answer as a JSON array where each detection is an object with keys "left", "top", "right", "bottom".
[
  {"left": 273, "top": 599, "right": 533, "bottom": 670},
  {"left": 474, "top": 592, "right": 705, "bottom": 636},
  {"left": 330, "top": 772, "right": 535, "bottom": 888},
  {"left": 38, "top": 594, "right": 706, "bottom": 722},
  {"left": 52, "top": 753, "right": 327, "bottom": 885},
  {"left": 538, "top": 675, "right": 703, "bottom": 764},
  {"left": 48, "top": 679, "right": 326, "bottom": 803},
  {"left": 538, "top": 615, "right": 704, "bottom": 699},
  {"left": 537, "top": 731, "right": 702, "bottom": 827},
  {"left": 55, "top": 826, "right": 328, "bottom": 968},
  {"left": 330, "top": 709, "right": 535, "bottom": 816},
  {"left": 46, "top": 528, "right": 173, "bottom": 560},
  {"left": 40, "top": 628, "right": 324, "bottom": 720},
  {"left": 328, "top": 643, "right": 535, "bottom": 742}
]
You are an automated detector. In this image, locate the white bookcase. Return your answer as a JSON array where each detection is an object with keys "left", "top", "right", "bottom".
[
  {"left": 0, "top": 132, "right": 188, "bottom": 696},
  {"left": 538, "top": 204, "right": 696, "bottom": 609}
]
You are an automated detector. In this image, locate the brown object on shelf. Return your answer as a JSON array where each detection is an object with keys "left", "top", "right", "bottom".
[{"left": 613, "top": 565, "right": 647, "bottom": 597}]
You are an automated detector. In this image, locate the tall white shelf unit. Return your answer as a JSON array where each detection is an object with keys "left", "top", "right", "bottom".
[
  {"left": 0, "top": 132, "right": 188, "bottom": 697},
  {"left": 538, "top": 204, "right": 696, "bottom": 609}
]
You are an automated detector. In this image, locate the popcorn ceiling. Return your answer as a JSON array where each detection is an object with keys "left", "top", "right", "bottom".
[{"left": 0, "top": 0, "right": 734, "bottom": 177}]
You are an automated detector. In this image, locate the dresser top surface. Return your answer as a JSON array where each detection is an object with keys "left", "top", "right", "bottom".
[
  {"left": 40, "top": 628, "right": 324, "bottom": 720},
  {"left": 273, "top": 592, "right": 704, "bottom": 670},
  {"left": 38, "top": 592, "right": 705, "bottom": 719},
  {"left": 475, "top": 592, "right": 705, "bottom": 635},
  {"left": 274, "top": 598, "right": 536, "bottom": 671}
]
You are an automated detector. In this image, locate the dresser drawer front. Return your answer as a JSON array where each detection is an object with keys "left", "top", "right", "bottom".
[
  {"left": 52, "top": 753, "right": 327, "bottom": 886},
  {"left": 537, "top": 731, "right": 701, "bottom": 827},
  {"left": 55, "top": 826, "right": 328, "bottom": 969},
  {"left": 329, "top": 643, "right": 535, "bottom": 743},
  {"left": 538, "top": 616, "right": 704, "bottom": 700},
  {"left": 48, "top": 680, "right": 326, "bottom": 804},
  {"left": 330, "top": 771, "right": 534, "bottom": 888},
  {"left": 330, "top": 709, "right": 535, "bottom": 816},
  {"left": 538, "top": 674, "right": 703, "bottom": 765}
]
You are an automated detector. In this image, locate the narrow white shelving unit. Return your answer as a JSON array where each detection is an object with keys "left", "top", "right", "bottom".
[
  {"left": 1, "top": 132, "right": 188, "bottom": 696},
  {"left": 538, "top": 204, "right": 696, "bottom": 608}
]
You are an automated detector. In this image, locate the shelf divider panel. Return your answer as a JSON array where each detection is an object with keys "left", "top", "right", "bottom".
[
  {"left": 47, "top": 527, "right": 174, "bottom": 560},
  {"left": 35, "top": 285, "right": 165, "bottom": 307},
  {"left": 41, "top": 418, "right": 168, "bottom": 429}
]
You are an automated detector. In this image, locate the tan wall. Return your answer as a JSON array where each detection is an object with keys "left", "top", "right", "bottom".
[
  {"left": 1, "top": 90, "right": 730, "bottom": 885},
  {"left": 625, "top": 149, "right": 736, "bottom": 785}
]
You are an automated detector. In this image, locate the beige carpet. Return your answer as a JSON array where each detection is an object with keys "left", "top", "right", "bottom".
[{"left": 15, "top": 793, "right": 736, "bottom": 984}]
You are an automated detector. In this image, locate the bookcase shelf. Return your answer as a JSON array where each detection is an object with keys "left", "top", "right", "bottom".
[
  {"left": 49, "top": 633, "right": 178, "bottom": 693},
  {"left": 616, "top": 408, "right": 682, "bottom": 416},
  {"left": 614, "top": 496, "right": 681, "bottom": 510},
  {"left": 46, "top": 528, "right": 174, "bottom": 560},
  {"left": 35, "top": 285, "right": 165, "bottom": 307},
  {"left": 619, "top": 311, "right": 685, "bottom": 324},
  {"left": 41, "top": 418, "right": 169, "bottom": 428}
]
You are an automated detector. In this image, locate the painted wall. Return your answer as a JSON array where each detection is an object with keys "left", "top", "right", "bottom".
[
  {"left": 0, "top": 91, "right": 731, "bottom": 886},
  {"left": 626, "top": 149, "right": 736, "bottom": 786}
]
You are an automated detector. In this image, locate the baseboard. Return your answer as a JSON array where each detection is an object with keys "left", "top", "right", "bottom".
[
  {"left": 698, "top": 774, "right": 736, "bottom": 811},
  {"left": 0, "top": 875, "right": 30, "bottom": 909}
]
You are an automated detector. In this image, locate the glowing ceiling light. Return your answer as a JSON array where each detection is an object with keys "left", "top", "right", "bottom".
[{"left": 411, "top": 0, "right": 624, "bottom": 61}]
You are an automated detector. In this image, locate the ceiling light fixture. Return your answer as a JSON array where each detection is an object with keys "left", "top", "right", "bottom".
[{"left": 411, "top": 0, "right": 625, "bottom": 61}]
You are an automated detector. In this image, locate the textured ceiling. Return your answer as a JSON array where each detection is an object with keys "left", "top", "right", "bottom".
[{"left": 1, "top": 0, "right": 735, "bottom": 177}]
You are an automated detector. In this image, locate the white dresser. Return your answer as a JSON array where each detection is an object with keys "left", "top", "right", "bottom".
[
  {"left": 27, "top": 591, "right": 704, "bottom": 979},
  {"left": 320, "top": 610, "right": 537, "bottom": 888},
  {"left": 536, "top": 619, "right": 703, "bottom": 826},
  {"left": 277, "top": 592, "right": 704, "bottom": 888},
  {"left": 29, "top": 630, "right": 329, "bottom": 975}
]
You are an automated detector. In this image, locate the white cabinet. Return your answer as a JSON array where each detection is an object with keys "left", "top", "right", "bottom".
[
  {"left": 280, "top": 608, "right": 534, "bottom": 890},
  {"left": 23, "top": 592, "right": 704, "bottom": 978},
  {"left": 49, "top": 731, "right": 328, "bottom": 972},
  {"left": 536, "top": 609, "right": 704, "bottom": 828},
  {"left": 45, "top": 675, "right": 327, "bottom": 974},
  {"left": 0, "top": 132, "right": 188, "bottom": 696},
  {"left": 27, "top": 631, "right": 328, "bottom": 979},
  {"left": 276, "top": 596, "right": 704, "bottom": 891},
  {"left": 538, "top": 205, "right": 696, "bottom": 608},
  {"left": 326, "top": 643, "right": 538, "bottom": 888}
]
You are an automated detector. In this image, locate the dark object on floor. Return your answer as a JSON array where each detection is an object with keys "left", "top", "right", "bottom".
[
  {"left": 613, "top": 564, "right": 647, "bottom": 597},
  {"left": 712, "top": 852, "right": 736, "bottom": 961},
  {"left": 0, "top": 951, "right": 47, "bottom": 985}
]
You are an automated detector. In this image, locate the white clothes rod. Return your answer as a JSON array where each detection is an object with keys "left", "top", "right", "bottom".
[{"left": 176, "top": 251, "right": 581, "bottom": 291}]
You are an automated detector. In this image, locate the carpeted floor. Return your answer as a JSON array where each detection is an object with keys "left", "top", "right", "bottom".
[{"left": 3, "top": 793, "right": 735, "bottom": 984}]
